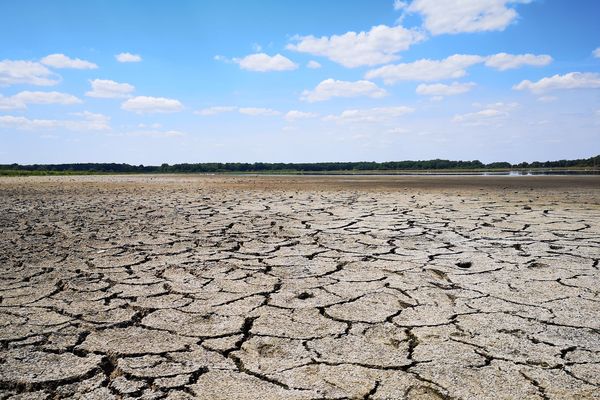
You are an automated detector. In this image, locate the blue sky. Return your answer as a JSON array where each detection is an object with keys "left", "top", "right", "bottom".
[{"left": 1, "top": 0, "right": 599, "bottom": 164}]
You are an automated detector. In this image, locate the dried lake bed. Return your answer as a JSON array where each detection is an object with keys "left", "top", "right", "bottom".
[{"left": 1, "top": 174, "right": 599, "bottom": 399}]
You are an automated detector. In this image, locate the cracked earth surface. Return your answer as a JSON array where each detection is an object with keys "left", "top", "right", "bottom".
[{"left": 0, "top": 175, "right": 599, "bottom": 399}]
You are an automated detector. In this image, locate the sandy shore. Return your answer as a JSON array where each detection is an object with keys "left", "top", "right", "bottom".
[{"left": 1, "top": 175, "right": 599, "bottom": 399}]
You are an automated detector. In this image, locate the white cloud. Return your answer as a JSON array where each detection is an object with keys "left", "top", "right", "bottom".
[
  {"left": 367, "top": 52, "right": 549, "bottom": 84},
  {"left": 115, "top": 52, "right": 142, "bottom": 63},
  {"left": 324, "top": 106, "right": 414, "bottom": 123},
  {"left": 453, "top": 102, "right": 517, "bottom": 126},
  {"left": 127, "top": 129, "right": 185, "bottom": 138},
  {"left": 593, "top": 47, "right": 600, "bottom": 58},
  {"left": 195, "top": 106, "right": 237, "bottom": 116},
  {"left": 287, "top": 24, "right": 425, "bottom": 68},
  {"left": 70, "top": 111, "right": 111, "bottom": 131},
  {"left": 307, "top": 60, "right": 322, "bottom": 69},
  {"left": 235, "top": 53, "right": 297, "bottom": 72},
  {"left": 416, "top": 81, "right": 475, "bottom": 96},
  {"left": 0, "top": 96, "right": 21, "bottom": 110},
  {"left": 366, "top": 54, "right": 484, "bottom": 84},
  {"left": 474, "top": 101, "right": 518, "bottom": 110},
  {"left": 0, "top": 91, "right": 81, "bottom": 109},
  {"left": 12, "top": 91, "right": 80, "bottom": 105},
  {"left": 452, "top": 109, "right": 506, "bottom": 125},
  {"left": 40, "top": 53, "right": 97, "bottom": 69},
  {"left": 85, "top": 79, "right": 135, "bottom": 98},
  {"left": 301, "top": 79, "right": 387, "bottom": 102},
  {"left": 197, "top": 106, "right": 286, "bottom": 117},
  {"left": 214, "top": 55, "right": 237, "bottom": 64},
  {"left": 537, "top": 95, "right": 557, "bottom": 103},
  {"left": 485, "top": 53, "right": 552, "bottom": 70},
  {"left": 121, "top": 96, "right": 184, "bottom": 113},
  {"left": 514, "top": 72, "right": 600, "bottom": 93},
  {"left": 393, "top": 0, "right": 408, "bottom": 10},
  {"left": 284, "top": 110, "right": 318, "bottom": 121},
  {"left": 238, "top": 107, "right": 280, "bottom": 116},
  {"left": 387, "top": 127, "right": 409, "bottom": 134},
  {"left": 138, "top": 123, "right": 162, "bottom": 129},
  {"left": 0, "top": 111, "right": 110, "bottom": 131},
  {"left": 407, "top": 0, "right": 531, "bottom": 35},
  {"left": 0, "top": 115, "right": 58, "bottom": 130},
  {"left": 0, "top": 60, "right": 59, "bottom": 86}
]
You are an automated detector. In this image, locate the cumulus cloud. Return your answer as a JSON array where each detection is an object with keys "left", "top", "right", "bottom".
[
  {"left": 453, "top": 102, "right": 517, "bottom": 125},
  {"left": 0, "top": 60, "right": 59, "bottom": 86},
  {"left": 0, "top": 91, "right": 81, "bottom": 109},
  {"left": 11, "top": 91, "right": 80, "bottom": 105},
  {"left": 324, "top": 106, "right": 414, "bottom": 123},
  {"left": 307, "top": 60, "right": 322, "bottom": 69},
  {"left": 301, "top": 79, "right": 387, "bottom": 102},
  {"left": 593, "top": 47, "right": 600, "bottom": 58},
  {"left": 366, "top": 54, "right": 484, "bottom": 84},
  {"left": 485, "top": 53, "right": 552, "bottom": 70},
  {"left": 387, "top": 127, "right": 410, "bottom": 134},
  {"left": 0, "top": 111, "right": 110, "bottom": 131},
  {"left": 537, "top": 95, "right": 557, "bottom": 103},
  {"left": 195, "top": 106, "right": 238, "bottom": 116},
  {"left": 416, "top": 82, "right": 475, "bottom": 96},
  {"left": 287, "top": 24, "right": 425, "bottom": 68},
  {"left": 393, "top": 0, "right": 408, "bottom": 10},
  {"left": 70, "top": 111, "right": 111, "bottom": 131},
  {"left": 127, "top": 129, "right": 185, "bottom": 138},
  {"left": 115, "top": 52, "right": 142, "bottom": 62},
  {"left": 86, "top": 79, "right": 135, "bottom": 98},
  {"left": 137, "top": 123, "right": 162, "bottom": 129},
  {"left": 195, "top": 106, "right": 284, "bottom": 116},
  {"left": 40, "top": 53, "right": 97, "bottom": 69},
  {"left": 407, "top": 0, "right": 531, "bottom": 35},
  {"left": 513, "top": 72, "right": 600, "bottom": 93},
  {"left": 234, "top": 53, "right": 297, "bottom": 72},
  {"left": 213, "top": 55, "right": 228, "bottom": 62},
  {"left": 0, "top": 115, "right": 58, "bottom": 130},
  {"left": 366, "top": 52, "right": 548, "bottom": 84},
  {"left": 473, "top": 101, "right": 518, "bottom": 112},
  {"left": 238, "top": 107, "right": 280, "bottom": 116},
  {"left": 284, "top": 110, "right": 318, "bottom": 121},
  {"left": 452, "top": 108, "right": 506, "bottom": 125},
  {"left": 0, "top": 96, "right": 21, "bottom": 110},
  {"left": 121, "top": 96, "right": 183, "bottom": 113}
]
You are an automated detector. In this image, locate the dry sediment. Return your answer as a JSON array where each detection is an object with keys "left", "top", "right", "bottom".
[{"left": 0, "top": 175, "right": 599, "bottom": 399}]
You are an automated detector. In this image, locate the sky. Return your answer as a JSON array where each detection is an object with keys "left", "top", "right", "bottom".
[{"left": 1, "top": 0, "right": 599, "bottom": 165}]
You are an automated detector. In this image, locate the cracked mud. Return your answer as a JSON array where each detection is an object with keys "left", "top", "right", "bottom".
[{"left": 0, "top": 175, "right": 599, "bottom": 399}]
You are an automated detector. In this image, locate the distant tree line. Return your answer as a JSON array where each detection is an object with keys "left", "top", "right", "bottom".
[{"left": 1, "top": 155, "right": 598, "bottom": 174}]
